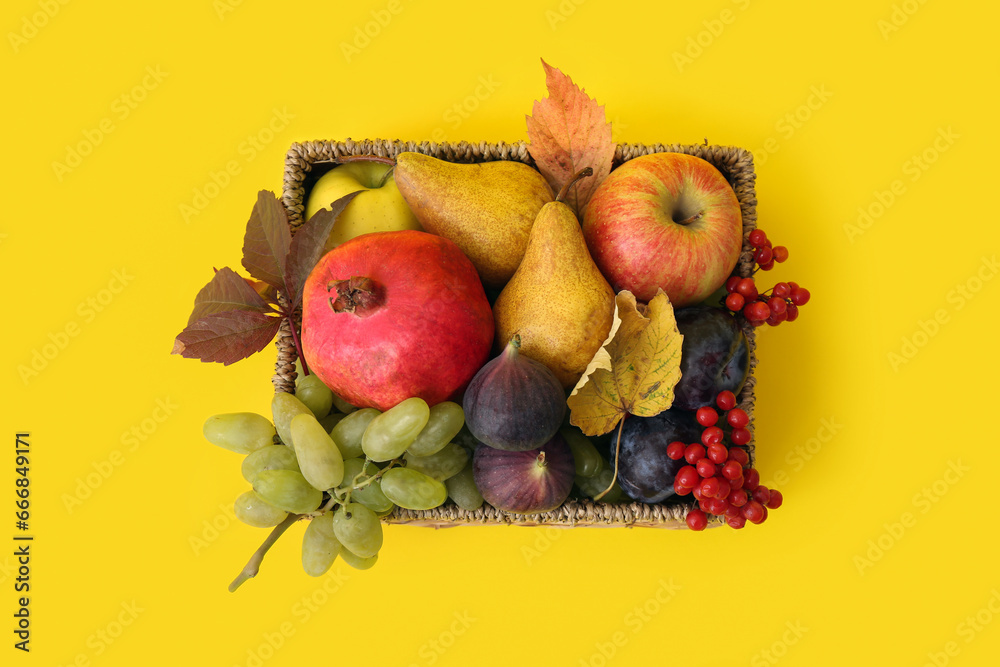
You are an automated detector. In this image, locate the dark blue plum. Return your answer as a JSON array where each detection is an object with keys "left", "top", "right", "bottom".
[
  {"left": 615, "top": 409, "right": 702, "bottom": 504},
  {"left": 673, "top": 306, "right": 749, "bottom": 411}
]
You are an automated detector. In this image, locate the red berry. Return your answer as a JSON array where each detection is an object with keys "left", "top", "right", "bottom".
[
  {"left": 726, "top": 408, "right": 749, "bottom": 429},
  {"left": 744, "top": 468, "right": 760, "bottom": 491},
  {"left": 673, "top": 480, "right": 692, "bottom": 495},
  {"left": 721, "top": 460, "right": 743, "bottom": 480},
  {"left": 752, "top": 486, "right": 771, "bottom": 505},
  {"left": 759, "top": 506, "right": 769, "bottom": 523},
  {"left": 736, "top": 278, "right": 759, "bottom": 300},
  {"left": 765, "top": 489, "right": 783, "bottom": 509},
  {"left": 701, "top": 426, "right": 724, "bottom": 446},
  {"left": 742, "top": 500, "right": 766, "bottom": 523},
  {"left": 725, "top": 275, "right": 742, "bottom": 293},
  {"left": 707, "top": 443, "right": 728, "bottom": 464},
  {"left": 727, "top": 488, "right": 748, "bottom": 507},
  {"left": 700, "top": 477, "right": 720, "bottom": 498},
  {"left": 726, "top": 514, "right": 747, "bottom": 529},
  {"left": 772, "top": 246, "right": 789, "bottom": 262},
  {"left": 696, "top": 406, "right": 718, "bottom": 427},
  {"left": 772, "top": 282, "right": 791, "bottom": 298},
  {"left": 754, "top": 247, "right": 773, "bottom": 265},
  {"left": 785, "top": 303, "right": 799, "bottom": 322},
  {"left": 729, "top": 474, "right": 745, "bottom": 490},
  {"left": 724, "top": 504, "right": 742, "bottom": 519},
  {"left": 715, "top": 479, "right": 731, "bottom": 500},
  {"left": 705, "top": 497, "right": 729, "bottom": 516},
  {"left": 727, "top": 448, "right": 749, "bottom": 466},
  {"left": 725, "top": 292, "right": 745, "bottom": 311},
  {"left": 788, "top": 281, "right": 800, "bottom": 290},
  {"left": 765, "top": 310, "right": 784, "bottom": 327},
  {"left": 730, "top": 427, "right": 752, "bottom": 445},
  {"left": 767, "top": 297, "right": 787, "bottom": 315},
  {"left": 745, "top": 300, "right": 770, "bottom": 321},
  {"left": 716, "top": 391, "right": 737, "bottom": 411},
  {"left": 676, "top": 465, "right": 699, "bottom": 489},
  {"left": 790, "top": 287, "right": 810, "bottom": 306},
  {"left": 748, "top": 229, "right": 767, "bottom": 247},
  {"left": 698, "top": 499, "right": 712, "bottom": 513},
  {"left": 684, "top": 444, "right": 706, "bottom": 465},
  {"left": 696, "top": 458, "right": 717, "bottom": 478},
  {"left": 666, "top": 441, "right": 686, "bottom": 460},
  {"left": 758, "top": 259, "right": 775, "bottom": 271},
  {"left": 686, "top": 509, "right": 708, "bottom": 531}
]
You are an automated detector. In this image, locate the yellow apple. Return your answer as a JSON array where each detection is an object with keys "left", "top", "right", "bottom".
[{"left": 305, "top": 161, "right": 421, "bottom": 251}]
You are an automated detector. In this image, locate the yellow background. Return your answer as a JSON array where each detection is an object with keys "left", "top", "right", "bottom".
[{"left": 4, "top": 0, "right": 997, "bottom": 665}]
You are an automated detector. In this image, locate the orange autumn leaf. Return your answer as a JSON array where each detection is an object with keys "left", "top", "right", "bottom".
[{"left": 526, "top": 59, "right": 616, "bottom": 218}]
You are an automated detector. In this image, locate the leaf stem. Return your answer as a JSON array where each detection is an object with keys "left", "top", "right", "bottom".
[
  {"left": 228, "top": 513, "right": 299, "bottom": 592},
  {"left": 594, "top": 416, "right": 626, "bottom": 501},
  {"left": 281, "top": 305, "right": 310, "bottom": 376}
]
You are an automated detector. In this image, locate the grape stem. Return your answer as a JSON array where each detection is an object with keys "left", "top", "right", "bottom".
[
  {"left": 594, "top": 416, "right": 626, "bottom": 501},
  {"left": 351, "top": 459, "right": 401, "bottom": 491},
  {"left": 228, "top": 513, "right": 300, "bottom": 592}
]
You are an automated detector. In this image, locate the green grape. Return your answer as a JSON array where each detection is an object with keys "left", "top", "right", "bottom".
[
  {"left": 295, "top": 374, "right": 335, "bottom": 420},
  {"left": 407, "top": 401, "right": 465, "bottom": 457},
  {"left": 445, "top": 460, "right": 484, "bottom": 511},
  {"left": 340, "top": 549, "right": 378, "bottom": 570},
  {"left": 337, "top": 459, "right": 394, "bottom": 513},
  {"left": 301, "top": 512, "right": 341, "bottom": 577},
  {"left": 562, "top": 428, "right": 603, "bottom": 478},
  {"left": 404, "top": 442, "right": 467, "bottom": 481},
  {"left": 330, "top": 408, "right": 380, "bottom": 460},
  {"left": 234, "top": 490, "right": 288, "bottom": 528},
  {"left": 331, "top": 394, "right": 357, "bottom": 415},
  {"left": 362, "top": 397, "right": 430, "bottom": 462},
  {"left": 380, "top": 468, "right": 447, "bottom": 510},
  {"left": 290, "top": 413, "right": 345, "bottom": 491},
  {"left": 319, "top": 412, "right": 346, "bottom": 433},
  {"left": 252, "top": 469, "right": 323, "bottom": 514},
  {"left": 332, "top": 503, "right": 382, "bottom": 558},
  {"left": 271, "top": 392, "right": 313, "bottom": 450},
  {"left": 203, "top": 413, "right": 275, "bottom": 454},
  {"left": 241, "top": 444, "right": 299, "bottom": 483}
]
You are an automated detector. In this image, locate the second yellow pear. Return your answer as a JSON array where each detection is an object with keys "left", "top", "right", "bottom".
[{"left": 493, "top": 199, "right": 616, "bottom": 389}]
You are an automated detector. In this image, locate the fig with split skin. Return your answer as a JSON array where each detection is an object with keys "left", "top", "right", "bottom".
[
  {"left": 473, "top": 433, "right": 575, "bottom": 514},
  {"left": 462, "top": 334, "right": 566, "bottom": 452}
]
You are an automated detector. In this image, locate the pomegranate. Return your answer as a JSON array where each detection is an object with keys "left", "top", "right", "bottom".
[{"left": 301, "top": 230, "right": 493, "bottom": 411}]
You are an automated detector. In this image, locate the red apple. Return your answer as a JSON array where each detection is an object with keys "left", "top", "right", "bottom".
[{"left": 582, "top": 153, "right": 742, "bottom": 306}]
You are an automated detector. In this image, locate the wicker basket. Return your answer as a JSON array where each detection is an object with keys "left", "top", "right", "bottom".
[{"left": 274, "top": 139, "right": 759, "bottom": 529}]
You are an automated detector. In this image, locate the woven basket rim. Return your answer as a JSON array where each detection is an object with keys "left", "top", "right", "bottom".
[{"left": 275, "top": 138, "right": 758, "bottom": 529}]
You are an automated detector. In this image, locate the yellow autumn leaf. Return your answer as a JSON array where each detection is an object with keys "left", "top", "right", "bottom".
[{"left": 567, "top": 289, "right": 683, "bottom": 436}]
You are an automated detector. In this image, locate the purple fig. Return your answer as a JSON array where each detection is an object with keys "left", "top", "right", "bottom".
[
  {"left": 462, "top": 334, "right": 566, "bottom": 452},
  {"left": 473, "top": 433, "right": 574, "bottom": 514}
]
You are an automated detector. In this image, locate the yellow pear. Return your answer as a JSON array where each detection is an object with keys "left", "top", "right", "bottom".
[
  {"left": 493, "top": 195, "right": 615, "bottom": 389},
  {"left": 393, "top": 152, "right": 554, "bottom": 288}
]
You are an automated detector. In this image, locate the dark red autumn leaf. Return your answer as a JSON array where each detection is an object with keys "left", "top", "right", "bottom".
[
  {"left": 241, "top": 190, "right": 292, "bottom": 290},
  {"left": 172, "top": 310, "right": 282, "bottom": 365},
  {"left": 187, "top": 267, "right": 274, "bottom": 326}
]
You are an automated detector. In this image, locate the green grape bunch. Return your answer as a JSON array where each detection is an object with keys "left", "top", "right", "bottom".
[{"left": 201, "top": 371, "right": 477, "bottom": 591}]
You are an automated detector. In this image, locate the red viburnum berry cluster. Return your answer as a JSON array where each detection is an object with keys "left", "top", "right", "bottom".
[
  {"left": 667, "top": 390, "right": 783, "bottom": 531},
  {"left": 723, "top": 228, "right": 810, "bottom": 327}
]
